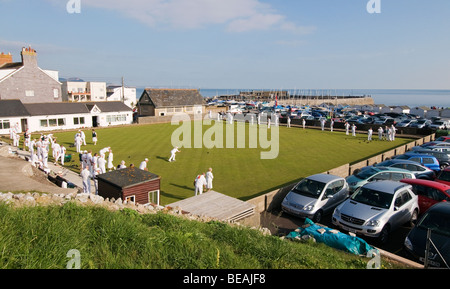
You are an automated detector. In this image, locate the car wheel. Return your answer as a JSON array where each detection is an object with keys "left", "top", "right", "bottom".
[
  {"left": 312, "top": 210, "right": 323, "bottom": 223},
  {"left": 441, "top": 163, "right": 449, "bottom": 170},
  {"left": 378, "top": 225, "right": 390, "bottom": 244}
]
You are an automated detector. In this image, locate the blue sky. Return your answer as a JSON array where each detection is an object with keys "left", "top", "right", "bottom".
[{"left": 1, "top": 0, "right": 449, "bottom": 90}]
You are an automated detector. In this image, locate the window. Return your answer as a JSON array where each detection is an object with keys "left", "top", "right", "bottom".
[
  {"left": 25, "top": 90, "right": 35, "bottom": 97},
  {"left": 40, "top": 118, "right": 66, "bottom": 128},
  {"left": 53, "top": 89, "right": 59, "bottom": 99},
  {"left": 74, "top": 117, "right": 85, "bottom": 125},
  {"left": 423, "top": 158, "right": 435, "bottom": 165},
  {"left": 0, "top": 120, "right": 10, "bottom": 129},
  {"left": 40, "top": 120, "right": 48, "bottom": 127},
  {"left": 106, "top": 115, "right": 127, "bottom": 123},
  {"left": 149, "top": 190, "right": 160, "bottom": 206},
  {"left": 125, "top": 196, "right": 136, "bottom": 204},
  {"left": 371, "top": 172, "right": 390, "bottom": 181},
  {"left": 391, "top": 172, "right": 405, "bottom": 181}
]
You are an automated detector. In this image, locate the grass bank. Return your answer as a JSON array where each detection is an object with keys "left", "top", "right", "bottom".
[{"left": 0, "top": 202, "right": 408, "bottom": 269}]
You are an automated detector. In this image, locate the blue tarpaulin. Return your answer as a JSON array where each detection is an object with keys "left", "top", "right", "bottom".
[{"left": 286, "top": 218, "right": 375, "bottom": 256}]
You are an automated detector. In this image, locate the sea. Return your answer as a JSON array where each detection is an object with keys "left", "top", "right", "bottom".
[{"left": 135, "top": 88, "right": 450, "bottom": 108}]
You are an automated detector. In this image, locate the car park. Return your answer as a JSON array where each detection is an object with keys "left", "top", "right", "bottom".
[
  {"left": 332, "top": 181, "right": 419, "bottom": 244},
  {"left": 369, "top": 159, "right": 436, "bottom": 180},
  {"left": 435, "top": 167, "right": 450, "bottom": 186},
  {"left": 400, "top": 179, "right": 450, "bottom": 213},
  {"left": 393, "top": 153, "right": 441, "bottom": 172},
  {"left": 404, "top": 202, "right": 450, "bottom": 268},
  {"left": 281, "top": 174, "right": 349, "bottom": 223},
  {"left": 346, "top": 166, "right": 416, "bottom": 193}
]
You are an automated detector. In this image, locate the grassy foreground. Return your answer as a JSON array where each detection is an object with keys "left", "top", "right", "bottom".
[
  {"left": 0, "top": 202, "right": 408, "bottom": 269},
  {"left": 44, "top": 122, "right": 413, "bottom": 205}
]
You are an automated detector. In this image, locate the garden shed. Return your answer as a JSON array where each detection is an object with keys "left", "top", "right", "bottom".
[{"left": 97, "top": 168, "right": 161, "bottom": 206}]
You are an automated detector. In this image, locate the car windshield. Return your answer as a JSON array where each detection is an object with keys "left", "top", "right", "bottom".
[
  {"left": 417, "top": 212, "right": 450, "bottom": 237},
  {"left": 292, "top": 179, "right": 326, "bottom": 199},
  {"left": 355, "top": 167, "right": 379, "bottom": 180},
  {"left": 351, "top": 187, "right": 393, "bottom": 209},
  {"left": 437, "top": 171, "right": 450, "bottom": 182}
]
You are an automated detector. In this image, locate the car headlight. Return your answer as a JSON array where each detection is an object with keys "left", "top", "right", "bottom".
[
  {"left": 303, "top": 205, "right": 314, "bottom": 211},
  {"left": 367, "top": 220, "right": 381, "bottom": 227},
  {"left": 333, "top": 207, "right": 341, "bottom": 218},
  {"left": 349, "top": 182, "right": 357, "bottom": 187},
  {"left": 404, "top": 236, "right": 413, "bottom": 251}
]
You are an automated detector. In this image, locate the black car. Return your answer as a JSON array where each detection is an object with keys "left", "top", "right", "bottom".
[
  {"left": 413, "top": 149, "right": 450, "bottom": 170},
  {"left": 404, "top": 202, "right": 450, "bottom": 268}
]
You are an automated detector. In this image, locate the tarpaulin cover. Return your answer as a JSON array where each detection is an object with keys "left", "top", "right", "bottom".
[{"left": 286, "top": 218, "right": 375, "bottom": 255}]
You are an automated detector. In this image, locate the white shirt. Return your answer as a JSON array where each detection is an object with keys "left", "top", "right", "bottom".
[
  {"left": 195, "top": 175, "right": 207, "bottom": 188},
  {"left": 139, "top": 161, "right": 147, "bottom": 170}
]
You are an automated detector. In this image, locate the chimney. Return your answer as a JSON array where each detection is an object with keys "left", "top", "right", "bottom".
[
  {"left": 21, "top": 46, "right": 38, "bottom": 67},
  {"left": 0, "top": 52, "right": 13, "bottom": 67}
]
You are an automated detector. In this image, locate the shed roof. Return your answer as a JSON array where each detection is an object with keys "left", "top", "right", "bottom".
[
  {"left": 24, "top": 102, "right": 90, "bottom": 116},
  {"left": 97, "top": 168, "right": 160, "bottom": 189},
  {"left": 0, "top": 99, "right": 30, "bottom": 117},
  {"left": 139, "top": 88, "right": 204, "bottom": 108}
]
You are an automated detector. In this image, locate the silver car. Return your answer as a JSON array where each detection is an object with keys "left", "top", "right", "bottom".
[
  {"left": 332, "top": 180, "right": 419, "bottom": 244},
  {"left": 281, "top": 174, "right": 349, "bottom": 223}
]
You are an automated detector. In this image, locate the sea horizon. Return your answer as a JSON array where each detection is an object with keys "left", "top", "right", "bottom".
[{"left": 135, "top": 88, "right": 450, "bottom": 108}]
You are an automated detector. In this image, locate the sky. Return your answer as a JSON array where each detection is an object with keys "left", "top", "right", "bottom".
[{"left": 0, "top": 0, "right": 449, "bottom": 90}]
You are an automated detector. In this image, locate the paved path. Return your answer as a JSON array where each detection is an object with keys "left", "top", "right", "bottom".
[{"left": 0, "top": 142, "right": 80, "bottom": 195}]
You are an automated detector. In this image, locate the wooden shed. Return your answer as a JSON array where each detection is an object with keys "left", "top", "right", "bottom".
[{"left": 97, "top": 168, "right": 161, "bottom": 205}]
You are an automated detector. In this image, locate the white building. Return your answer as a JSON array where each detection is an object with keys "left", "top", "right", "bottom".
[
  {"left": 62, "top": 81, "right": 107, "bottom": 102},
  {"left": 106, "top": 85, "right": 136, "bottom": 108},
  {"left": 0, "top": 100, "right": 133, "bottom": 134}
]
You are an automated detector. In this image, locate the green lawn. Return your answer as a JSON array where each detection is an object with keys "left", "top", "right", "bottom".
[{"left": 42, "top": 122, "right": 413, "bottom": 205}]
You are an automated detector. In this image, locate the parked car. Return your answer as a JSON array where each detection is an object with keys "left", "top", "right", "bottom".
[
  {"left": 346, "top": 166, "right": 416, "bottom": 193},
  {"left": 400, "top": 179, "right": 450, "bottom": 213},
  {"left": 429, "top": 120, "right": 450, "bottom": 130},
  {"left": 393, "top": 153, "right": 441, "bottom": 172},
  {"left": 435, "top": 167, "right": 450, "bottom": 186},
  {"left": 404, "top": 202, "right": 450, "bottom": 268},
  {"left": 396, "top": 119, "right": 417, "bottom": 128},
  {"left": 369, "top": 159, "right": 436, "bottom": 180},
  {"left": 410, "top": 119, "right": 432, "bottom": 129},
  {"left": 412, "top": 141, "right": 450, "bottom": 151},
  {"left": 434, "top": 136, "right": 450, "bottom": 143},
  {"left": 332, "top": 180, "right": 419, "bottom": 244},
  {"left": 281, "top": 174, "right": 349, "bottom": 223},
  {"left": 410, "top": 150, "right": 450, "bottom": 170}
]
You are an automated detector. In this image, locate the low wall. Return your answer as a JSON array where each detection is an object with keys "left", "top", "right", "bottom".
[{"left": 239, "top": 133, "right": 435, "bottom": 227}]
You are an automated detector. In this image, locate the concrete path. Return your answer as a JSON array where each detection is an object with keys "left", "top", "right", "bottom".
[{"left": 0, "top": 142, "right": 80, "bottom": 195}]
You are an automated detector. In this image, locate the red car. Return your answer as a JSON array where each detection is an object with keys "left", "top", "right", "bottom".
[
  {"left": 401, "top": 179, "right": 450, "bottom": 214},
  {"left": 436, "top": 167, "right": 450, "bottom": 186}
]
